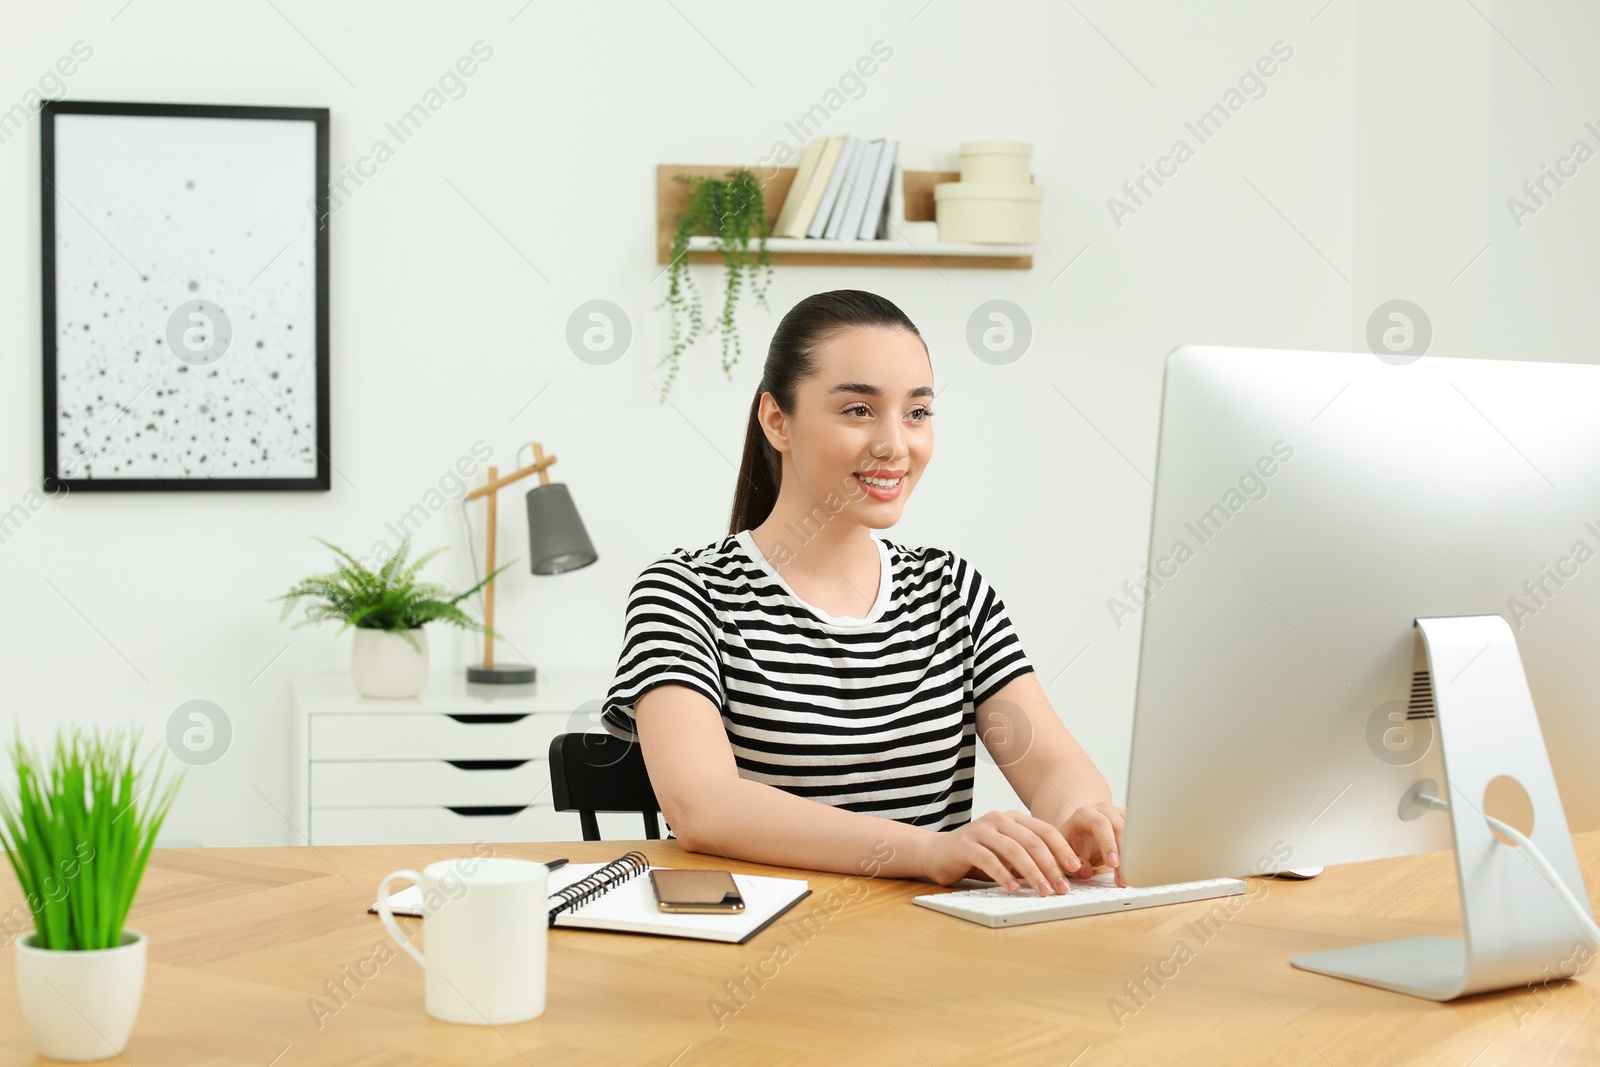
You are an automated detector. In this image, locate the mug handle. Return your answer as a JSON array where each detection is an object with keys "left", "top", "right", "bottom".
[{"left": 376, "top": 869, "right": 425, "bottom": 967}]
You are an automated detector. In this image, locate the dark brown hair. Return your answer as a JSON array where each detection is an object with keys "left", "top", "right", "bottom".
[{"left": 728, "top": 290, "right": 925, "bottom": 535}]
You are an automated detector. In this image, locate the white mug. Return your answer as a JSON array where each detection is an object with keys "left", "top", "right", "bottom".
[{"left": 376, "top": 857, "right": 549, "bottom": 1025}]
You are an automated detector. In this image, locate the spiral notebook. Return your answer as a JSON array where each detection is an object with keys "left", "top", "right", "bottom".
[{"left": 370, "top": 851, "right": 813, "bottom": 945}]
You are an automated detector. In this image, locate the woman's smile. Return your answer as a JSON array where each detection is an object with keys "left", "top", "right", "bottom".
[{"left": 853, "top": 468, "right": 906, "bottom": 500}]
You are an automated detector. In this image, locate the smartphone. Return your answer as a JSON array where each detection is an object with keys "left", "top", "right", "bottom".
[{"left": 649, "top": 868, "right": 745, "bottom": 913}]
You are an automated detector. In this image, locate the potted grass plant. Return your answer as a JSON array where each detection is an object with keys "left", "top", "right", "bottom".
[
  {"left": 0, "top": 725, "right": 181, "bottom": 1062},
  {"left": 275, "top": 536, "right": 511, "bottom": 698}
]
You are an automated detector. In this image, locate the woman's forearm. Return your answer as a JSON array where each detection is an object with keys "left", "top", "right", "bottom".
[
  {"left": 663, "top": 773, "right": 938, "bottom": 881},
  {"left": 1025, "top": 747, "right": 1114, "bottom": 827}
]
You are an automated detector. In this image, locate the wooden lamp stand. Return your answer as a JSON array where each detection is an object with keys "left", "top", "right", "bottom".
[{"left": 464, "top": 443, "right": 559, "bottom": 686}]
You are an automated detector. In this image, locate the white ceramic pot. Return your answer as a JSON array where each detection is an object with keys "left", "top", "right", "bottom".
[
  {"left": 16, "top": 930, "right": 146, "bottom": 1062},
  {"left": 959, "top": 140, "right": 1034, "bottom": 184},
  {"left": 352, "top": 628, "right": 429, "bottom": 698},
  {"left": 934, "top": 181, "right": 1043, "bottom": 244}
]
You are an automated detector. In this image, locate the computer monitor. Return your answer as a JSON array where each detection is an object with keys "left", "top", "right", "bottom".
[{"left": 1120, "top": 344, "right": 1600, "bottom": 998}]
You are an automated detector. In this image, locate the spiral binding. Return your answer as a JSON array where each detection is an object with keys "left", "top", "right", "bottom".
[{"left": 547, "top": 850, "right": 650, "bottom": 927}]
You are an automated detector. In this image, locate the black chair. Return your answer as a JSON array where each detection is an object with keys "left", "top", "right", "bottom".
[{"left": 548, "top": 732, "right": 663, "bottom": 841}]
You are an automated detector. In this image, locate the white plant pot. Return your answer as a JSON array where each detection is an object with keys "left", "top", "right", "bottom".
[
  {"left": 16, "top": 930, "right": 146, "bottom": 1062},
  {"left": 352, "top": 628, "right": 429, "bottom": 698}
]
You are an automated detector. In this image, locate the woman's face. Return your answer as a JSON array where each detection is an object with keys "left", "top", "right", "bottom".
[{"left": 761, "top": 325, "right": 935, "bottom": 530}]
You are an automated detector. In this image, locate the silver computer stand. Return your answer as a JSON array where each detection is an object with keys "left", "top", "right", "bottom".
[{"left": 1290, "top": 614, "right": 1598, "bottom": 1000}]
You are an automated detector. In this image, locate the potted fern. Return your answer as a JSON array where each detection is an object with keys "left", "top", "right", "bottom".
[
  {"left": 1, "top": 725, "right": 181, "bottom": 1062},
  {"left": 274, "top": 536, "right": 511, "bottom": 698},
  {"left": 656, "top": 167, "right": 774, "bottom": 400}
]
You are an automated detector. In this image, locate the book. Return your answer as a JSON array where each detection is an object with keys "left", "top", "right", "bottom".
[
  {"left": 834, "top": 138, "right": 883, "bottom": 242},
  {"left": 858, "top": 139, "right": 898, "bottom": 240},
  {"left": 771, "top": 137, "right": 828, "bottom": 239},
  {"left": 370, "top": 851, "right": 813, "bottom": 945},
  {"left": 807, "top": 135, "right": 857, "bottom": 239},
  {"left": 787, "top": 136, "right": 843, "bottom": 238},
  {"left": 825, "top": 138, "right": 876, "bottom": 240}
]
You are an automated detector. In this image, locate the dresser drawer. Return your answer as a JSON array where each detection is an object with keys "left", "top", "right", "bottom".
[
  {"left": 310, "top": 803, "right": 577, "bottom": 845},
  {"left": 305, "top": 806, "right": 656, "bottom": 844},
  {"left": 291, "top": 671, "right": 620, "bottom": 847},
  {"left": 308, "top": 805, "right": 657, "bottom": 846},
  {"left": 310, "top": 712, "right": 567, "bottom": 760},
  {"left": 311, "top": 759, "right": 549, "bottom": 808}
]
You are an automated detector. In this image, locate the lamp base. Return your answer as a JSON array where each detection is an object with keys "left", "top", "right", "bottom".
[{"left": 466, "top": 663, "right": 537, "bottom": 685}]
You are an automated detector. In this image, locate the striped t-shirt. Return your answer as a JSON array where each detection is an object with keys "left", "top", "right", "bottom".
[{"left": 601, "top": 528, "right": 1036, "bottom": 831}]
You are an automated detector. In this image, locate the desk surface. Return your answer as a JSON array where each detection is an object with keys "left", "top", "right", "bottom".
[{"left": 2, "top": 834, "right": 1598, "bottom": 1066}]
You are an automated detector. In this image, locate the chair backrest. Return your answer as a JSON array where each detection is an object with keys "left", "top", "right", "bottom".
[{"left": 548, "top": 733, "right": 662, "bottom": 841}]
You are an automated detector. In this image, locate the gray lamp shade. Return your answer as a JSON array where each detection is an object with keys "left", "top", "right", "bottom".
[{"left": 525, "top": 482, "right": 597, "bottom": 575}]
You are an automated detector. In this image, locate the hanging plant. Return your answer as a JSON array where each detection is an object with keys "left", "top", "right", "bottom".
[{"left": 655, "top": 168, "right": 774, "bottom": 401}]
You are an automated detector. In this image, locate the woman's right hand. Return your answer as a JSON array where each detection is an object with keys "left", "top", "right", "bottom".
[{"left": 922, "top": 810, "right": 1084, "bottom": 895}]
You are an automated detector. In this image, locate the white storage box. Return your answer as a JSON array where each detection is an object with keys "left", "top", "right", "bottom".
[
  {"left": 959, "top": 141, "right": 1033, "bottom": 184},
  {"left": 934, "top": 182, "right": 1042, "bottom": 244}
]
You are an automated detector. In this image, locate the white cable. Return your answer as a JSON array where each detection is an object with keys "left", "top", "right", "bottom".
[
  {"left": 461, "top": 498, "right": 485, "bottom": 615},
  {"left": 460, "top": 442, "right": 536, "bottom": 616},
  {"left": 1481, "top": 814, "right": 1600, "bottom": 949},
  {"left": 1416, "top": 792, "right": 1600, "bottom": 949}
]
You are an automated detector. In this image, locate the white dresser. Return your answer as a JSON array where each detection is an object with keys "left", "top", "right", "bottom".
[{"left": 290, "top": 670, "right": 644, "bottom": 845}]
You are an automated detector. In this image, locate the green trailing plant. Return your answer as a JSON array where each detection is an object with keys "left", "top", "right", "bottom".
[
  {"left": 656, "top": 168, "right": 774, "bottom": 401},
  {"left": 274, "top": 536, "right": 513, "bottom": 650},
  {"left": 0, "top": 725, "right": 183, "bottom": 951}
]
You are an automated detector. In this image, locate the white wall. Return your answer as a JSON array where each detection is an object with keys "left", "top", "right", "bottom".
[
  {"left": 1484, "top": 0, "right": 1600, "bottom": 364},
  {"left": 0, "top": 0, "right": 1395, "bottom": 846},
  {"left": 1351, "top": 0, "right": 1490, "bottom": 356}
]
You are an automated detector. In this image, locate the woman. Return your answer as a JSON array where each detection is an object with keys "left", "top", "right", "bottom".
[{"left": 602, "top": 289, "right": 1125, "bottom": 896}]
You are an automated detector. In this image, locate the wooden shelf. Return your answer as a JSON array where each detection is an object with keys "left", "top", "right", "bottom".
[
  {"left": 681, "top": 235, "right": 1040, "bottom": 259},
  {"left": 657, "top": 164, "right": 1035, "bottom": 270}
]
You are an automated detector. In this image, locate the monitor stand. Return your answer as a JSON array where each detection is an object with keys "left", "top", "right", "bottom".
[{"left": 1290, "top": 614, "right": 1598, "bottom": 1000}]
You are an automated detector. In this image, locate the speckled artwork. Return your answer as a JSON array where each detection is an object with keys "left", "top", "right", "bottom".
[{"left": 48, "top": 111, "right": 321, "bottom": 483}]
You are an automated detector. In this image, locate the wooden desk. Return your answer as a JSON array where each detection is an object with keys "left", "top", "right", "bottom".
[{"left": 3, "top": 834, "right": 1598, "bottom": 1066}]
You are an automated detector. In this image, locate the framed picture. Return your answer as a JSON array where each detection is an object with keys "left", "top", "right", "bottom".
[{"left": 41, "top": 101, "right": 330, "bottom": 492}]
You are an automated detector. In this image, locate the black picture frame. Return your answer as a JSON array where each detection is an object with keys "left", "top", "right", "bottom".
[{"left": 41, "top": 100, "right": 330, "bottom": 492}]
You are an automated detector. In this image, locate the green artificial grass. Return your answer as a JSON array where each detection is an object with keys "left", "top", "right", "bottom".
[{"left": 0, "top": 726, "right": 182, "bottom": 951}]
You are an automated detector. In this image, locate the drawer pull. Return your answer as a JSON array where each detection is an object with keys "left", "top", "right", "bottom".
[
  {"left": 446, "top": 713, "right": 531, "bottom": 725},
  {"left": 446, "top": 805, "right": 529, "bottom": 817},
  {"left": 445, "top": 759, "right": 532, "bottom": 771}
]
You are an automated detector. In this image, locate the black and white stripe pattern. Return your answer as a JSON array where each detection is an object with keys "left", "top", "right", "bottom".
[{"left": 602, "top": 529, "right": 1034, "bottom": 830}]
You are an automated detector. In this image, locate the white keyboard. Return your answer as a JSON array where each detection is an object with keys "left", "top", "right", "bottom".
[{"left": 913, "top": 871, "right": 1247, "bottom": 928}]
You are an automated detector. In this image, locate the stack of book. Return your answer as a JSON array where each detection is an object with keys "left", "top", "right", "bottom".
[{"left": 770, "top": 136, "right": 900, "bottom": 242}]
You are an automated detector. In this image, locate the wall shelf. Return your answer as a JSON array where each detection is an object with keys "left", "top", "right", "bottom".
[
  {"left": 681, "top": 235, "right": 1040, "bottom": 259},
  {"left": 657, "top": 164, "right": 1036, "bottom": 270}
]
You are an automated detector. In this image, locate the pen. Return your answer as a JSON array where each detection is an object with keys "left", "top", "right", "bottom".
[{"left": 545, "top": 858, "right": 568, "bottom": 872}]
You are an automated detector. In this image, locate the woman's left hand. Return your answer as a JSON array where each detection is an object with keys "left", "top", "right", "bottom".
[{"left": 1059, "top": 801, "right": 1126, "bottom": 887}]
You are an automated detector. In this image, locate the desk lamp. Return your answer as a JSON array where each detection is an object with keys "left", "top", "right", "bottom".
[{"left": 464, "top": 442, "right": 597, "bottom": 684}]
